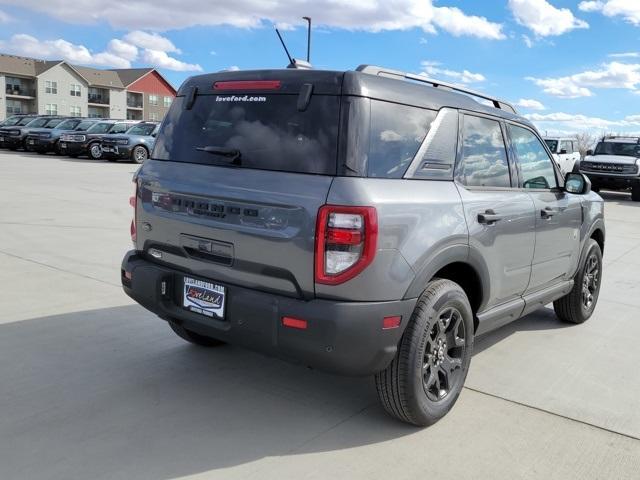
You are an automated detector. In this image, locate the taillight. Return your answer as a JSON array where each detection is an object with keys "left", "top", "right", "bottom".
[
  {"left": 129, "top": 180, "right": 137, "bottom": 244},
  {"left": 315, "top": 205, "right": 378, "bottom": 285}
]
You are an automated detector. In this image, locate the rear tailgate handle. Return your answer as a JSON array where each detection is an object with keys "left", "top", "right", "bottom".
[{"left": 477, "top": 210, "right": 502, "bottom": 225}]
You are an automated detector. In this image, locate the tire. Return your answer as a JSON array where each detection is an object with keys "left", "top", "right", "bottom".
[
  {"left": 374, "top": 279, "right": 474, "bottom": 427},
  {"left": 131, "top": 145, "right": 149, "bottom": 164},
  {"left": 554, "top": 239, "right": 602, "bottom": 324},
  {"left": 632, "top": 185, "right": 640, "bottom": 202},
  {"left": 168, "top": 320, "right": 226, "bottom": 347},
  {"left": 88, "top": 142, "right": 102, "bottom": 160}
]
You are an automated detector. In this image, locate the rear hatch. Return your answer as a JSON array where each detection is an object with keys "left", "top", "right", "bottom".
[{"left": 136, "top": 70, "right": 344, "bottom": 299}]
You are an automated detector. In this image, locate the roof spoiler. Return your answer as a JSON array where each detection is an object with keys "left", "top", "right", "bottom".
[{"left": 356, "top": 64, "right": 517, "bottom": 114}]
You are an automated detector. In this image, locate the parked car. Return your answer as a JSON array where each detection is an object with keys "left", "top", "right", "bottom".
[
  {"left": 100, "top": 122, "right": 159, "bottom": 163},
  {"left": 121, "top": 66, "right": 605, "bottom": 426},
  {"left": 25, "top": 118, "right": 98, "bottom": 155},
  {"left": 59, "top": 120, "right": 140, "bottom": 159},
  {"left": 0, "top": 115, "right": 39, "bottom": 148},
  {"left": 0, "top": 113, "right": 33, "bottom": 128},
  {"left": 544, "top": 137, "right": 581, "bottom": 175},
  {"left": 580, "top": 135, "right": 640, "bottom": 201},
  {"left": 0, "top": 116, "right": 66, "bottom": 150}
]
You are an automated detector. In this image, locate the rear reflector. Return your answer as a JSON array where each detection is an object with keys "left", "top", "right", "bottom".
[
  {"left": 213, "top": 80, "right": 281, "bottom": 91},
  {"left": 382, "top": 316, "right": 402, "bottom": 330},
  {"left": 281, "top": 316, "right": 308, "bottom": 330}
]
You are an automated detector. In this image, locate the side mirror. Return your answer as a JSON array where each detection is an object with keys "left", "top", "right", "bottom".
[
  {"left": 559, "top": 149, "right": 567, "bottom": 154},
  {"left": 565, "top": 172, "right": 591, "bottom": 195},
  {"left": 586, "top": 149, "right": 593, "bottom": 156}
]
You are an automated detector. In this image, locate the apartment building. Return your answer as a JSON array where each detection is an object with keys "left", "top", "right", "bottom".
[{"left": 0, "top": 53, "right": 177, "bottom": 121}]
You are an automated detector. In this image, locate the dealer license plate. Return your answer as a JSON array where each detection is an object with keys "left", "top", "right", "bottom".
[{"left": 182, "top": 276, "right": 225, "bottom": 319}]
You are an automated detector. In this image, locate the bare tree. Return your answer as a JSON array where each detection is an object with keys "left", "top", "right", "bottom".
[{"left": 572, "top": 132, "right": 597, "bottom": 158}]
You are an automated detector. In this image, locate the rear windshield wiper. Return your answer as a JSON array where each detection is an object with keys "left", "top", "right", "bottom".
[{"left": 195, "top": 146, "right": 242, "bottom": 164}]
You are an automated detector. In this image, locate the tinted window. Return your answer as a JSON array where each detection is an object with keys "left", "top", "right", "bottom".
[
  {"left": 56, "top": 119, "right": 81, "bottom": 130},
  {"left": 110, "top": 123, "right": 132, "bottom": 134},
  {"left": 87, "top": 122, "right": 112, "bottom": 134},
  {"left": 154, "top": 94, "right": 340, "bottom": 175},
  {"left": 75, "top": 121, "right": 95, "bottom": 131},
  {"left": 544, "top": 139, "right": 558, "bottom": 152},
  {"left": 127, "top": 124, "right": 157, "bottom": 136},
  {"left": 457, "top": 115, "right": 510, "bottom": 188},
  {"left": 508, "top": 124, "right": 557, "bottom": 190},
  {"left": 367, "top": 101, "right": 436, "bottom": 178},
  {"left": 45, "top": 118, "right": 65, "bottom": 128},
  {"left": 594, "top": 141, "right": 640, "bottom": 157},
  {"left": 18, "top": 117, "right": 35, "bottom": 126},
  {"left": 4, "top": 116, "right": 23, "bottom": 126},
  {"left": 27, "top": 118, "right": 50, "bottom": 128}
]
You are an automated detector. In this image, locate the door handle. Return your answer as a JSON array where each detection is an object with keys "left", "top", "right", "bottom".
[
  {"left": 541, "top": 207, "right": 556, "bottom": 219},
  {"left": 478, "top": 210, "right": 502, "bottom": 225}
]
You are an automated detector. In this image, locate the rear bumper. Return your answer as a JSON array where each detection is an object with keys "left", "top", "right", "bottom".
[
  {"left": 582, "top": 172, "right": 640, "bottom": 189},
  {"left": 121, "top": 251, "right": 416, "bottom": 376}
]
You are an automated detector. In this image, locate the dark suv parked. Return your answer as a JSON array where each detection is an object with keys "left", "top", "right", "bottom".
[
  {"left": 122, "top": 66, "right": 605, "bottom": 426},
  {"left": 100, "top": 121, "right": 159, "bottom": 163},
  {"left": 0, "top": 115, "right": 63, "bottom": 150},
  {"left": 59, "top": 120, "right": 139, "bottom": 159},
  {"left": 24, "top": 118, "right": 97, "bottom": 154}
]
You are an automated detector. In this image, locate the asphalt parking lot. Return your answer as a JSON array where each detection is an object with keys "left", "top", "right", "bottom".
[{"left": 1, "top": 150, "right": 639, "bottom": 480}]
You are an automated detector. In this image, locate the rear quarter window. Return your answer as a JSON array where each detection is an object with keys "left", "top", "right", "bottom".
[{"left": 367, "top": 101, "right": 436, "bottom": 178}]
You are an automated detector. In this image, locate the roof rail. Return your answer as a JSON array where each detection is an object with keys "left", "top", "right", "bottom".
[{"left": 356, "top": 64, "right": 518, "bottom": 114}]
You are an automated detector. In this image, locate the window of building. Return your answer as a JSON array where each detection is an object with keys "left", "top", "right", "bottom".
[
  {"left": 70, "top": 105, "right": 81, "bottom": 116},
  {"left": 163, "top": 96, "right": 172, "bottom": 108},
  {"left": 457, "top": 115, "right": 511, "bottom": 188},
  {"left": 149, "top": 94, "right": 158, "bottom": 106},
  {"left": 508, "top": 124, "right": 557, "bottom": 190},
  {"left": 45, "top": 104, "right": 58, "bottom": 115},
  {"left": 6, "top": 99, "right": 23, "bottom": 114},
  {"left": 45, "top": 81, "right": 58, "bottom": 94},
  {"left": 70, "top": 84, "right": 82, "bottom": 97},
  {"left": 149, "top": 112, "right": 158, "bottom": 121}
]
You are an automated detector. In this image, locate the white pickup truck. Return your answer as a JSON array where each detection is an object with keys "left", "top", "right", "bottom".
[{"left": 544, "top": 137, "right": 581, "bottom": 176}]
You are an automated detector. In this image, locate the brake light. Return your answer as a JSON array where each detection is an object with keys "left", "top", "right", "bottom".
[
  {"left": 315, "top": 205, "right": 378, "bottom": 285},
  {"left": 213, "top": 80, "right": 281, "bottom": 91},
  {"left": 129, "top": 180, "right": 137, "bottom": 243}
]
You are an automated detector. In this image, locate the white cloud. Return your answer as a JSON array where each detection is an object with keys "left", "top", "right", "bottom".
[
  {"left": 516, "top": 98, "right": 546, "bottom": 110},
  {"left": 0, "top": 9, "right": 11, "bottom": 23},
  {"left": 1, "top": 0, "right": 505, "bottom": 40},
  {"left": 509, "top": 0, "right": 588, "bottom": 36},
  {"left": 225, "top": 66, "right": 241, "bottom": 71},
  {"left": 527, "top": 62, "right": 640, "bottom": 97},
  {"left": 420, "top": 61, "right": 486, "bottom": 84},
  {"left": 522, "top": 34, "right": 533, "bottom": 47},
  {"left": 141, "top": 49, "right": 202, "bottom": 72},
  {"left": 0, "top": 32, "right": 202, "bottom": 71},
  {"left": 525, "top": 111, "right": 640, "bottom": 134},
  {"left": 579, "top": 1, "right": 640, "bottom": 25},
  {"left": 609, "top": 52, "right": 640, "bottom": 58},
  {"left": 123, "top": 31, "right": 180, "bottom": 53}
]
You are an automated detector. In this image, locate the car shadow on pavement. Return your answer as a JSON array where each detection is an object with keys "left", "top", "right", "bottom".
[
  {"left": 0, "top": 305, "right": 413, "bottom": 479},
  {"left": 473, "top": 306, "right": 571, "bottom": 356},
  {"left": 598, "top": 190, "right": 638, "bottom": 206}
]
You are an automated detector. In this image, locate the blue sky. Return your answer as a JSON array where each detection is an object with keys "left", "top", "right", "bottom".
[{"left": 0, "top": 0, "right": 639, "bottom": 135}]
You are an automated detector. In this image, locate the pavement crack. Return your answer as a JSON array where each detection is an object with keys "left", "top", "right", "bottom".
[
  {"left": 0, "top": 250, "right": 120, "bottom": 288},
  {"left": 463, "top": 386, "right": 640, "bottom": 442}
]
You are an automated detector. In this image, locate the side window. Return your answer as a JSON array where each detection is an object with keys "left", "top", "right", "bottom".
[
  {"left": 508, "top": 124, "right": 557, "bottom": 190},
  {"left": 457, "top": 115, "right": 511, "bottom": 188},
  {"left": 367, "top": 101, "right": 436, "bottom": 178},
  {"left": 560, "top": 140, "right": 572, "bottom": 153}
]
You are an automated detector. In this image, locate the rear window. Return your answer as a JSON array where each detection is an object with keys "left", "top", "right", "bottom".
[
  {"left": 154, "top": 94, "right": 340, "bottom": 175},
  {"left": 367, "top": 101, "right": 436, "bottom": 178}
]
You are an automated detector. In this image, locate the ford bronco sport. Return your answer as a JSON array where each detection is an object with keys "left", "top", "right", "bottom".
[
  {"left": 580, "top": 135, "right": 640, "bottom": 201},
  {"left": 122, "top": 66, "right": 605, "bottom": 426}
]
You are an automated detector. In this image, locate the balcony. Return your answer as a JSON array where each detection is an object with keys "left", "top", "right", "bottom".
[
  {"left": 88, "top": 93, "right": 109, "bottom": 105},
  {"left": 5, "top": 85, "right": 36, "bottom": 99},
  {"left": 126, "top": 93, "right": 143, "bottom": 109}
]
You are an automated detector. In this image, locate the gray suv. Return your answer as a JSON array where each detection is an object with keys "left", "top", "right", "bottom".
[{"left": 122, "top": 66, "right": 605, "bottom": 426}]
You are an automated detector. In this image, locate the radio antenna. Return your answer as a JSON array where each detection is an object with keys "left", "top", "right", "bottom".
[
  {"left": 302, "top": 16, "right": 311, "bottom": 62},
  {"left": 275, "top": 28, "right": 294, "bottom": 65}
]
